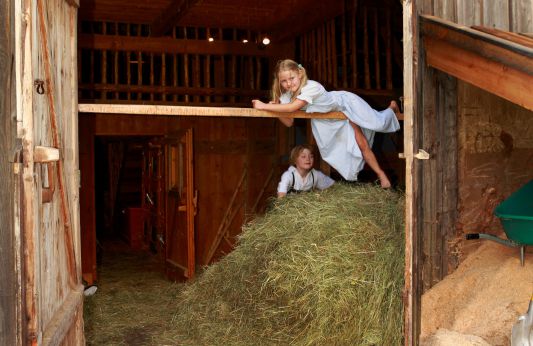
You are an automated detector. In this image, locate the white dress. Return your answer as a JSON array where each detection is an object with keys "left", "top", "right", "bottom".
[{"left": 279, "top": 80, "right": 400, "bottom": 181}]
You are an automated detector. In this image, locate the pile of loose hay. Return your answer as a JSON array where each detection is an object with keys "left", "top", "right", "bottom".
[{"left": 173, "top": 183, "right": 405, "bottom": 345}]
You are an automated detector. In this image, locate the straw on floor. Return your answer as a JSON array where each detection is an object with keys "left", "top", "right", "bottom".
[{"left": 172, "top": 183, "right": 404, "bottom": 345}]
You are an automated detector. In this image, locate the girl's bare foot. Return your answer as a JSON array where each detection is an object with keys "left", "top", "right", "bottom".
[
  {"left": 378, "top": 172, "right": 392, "bottom": 189},
  {"left": 389, "top": 100, "right": 404, "bottom": 121}
]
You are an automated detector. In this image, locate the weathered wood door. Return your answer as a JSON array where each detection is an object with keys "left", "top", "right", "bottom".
[
  {"left": 13, "top": 0, "right": 84, "bottom": 344},
  {"left": 163, "top": 129, "right": 196, "bottom": 280}
]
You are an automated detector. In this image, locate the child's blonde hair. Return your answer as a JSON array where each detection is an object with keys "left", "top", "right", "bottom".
[
  {"left": 289, "top": 144, "right": 314, "bottom": 166},
  {"left": 271, "top": 59, "right": 308, "bottom": 103}
]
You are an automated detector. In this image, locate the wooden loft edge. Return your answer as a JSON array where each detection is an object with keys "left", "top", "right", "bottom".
[
  {"left": 472, "top": 26, "right": 533, "bottom": 49},
  {"left": 420, "top": 15, "right": 533, "bottom": 76},
  {"left": 77, "top": 104, "right": 347, "bottom": 120}
]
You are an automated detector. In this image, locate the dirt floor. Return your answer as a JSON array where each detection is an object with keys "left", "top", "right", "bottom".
[
  {"left": 421, "top": 239, "right": 533, "bottom": 345},
  {"left": 83, "top": 239, "right": 185, "bottom": 345}
]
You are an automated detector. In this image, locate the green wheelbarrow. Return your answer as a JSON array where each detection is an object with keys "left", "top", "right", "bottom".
[{"left": 466, "top": 179, "right": 533, "bottom": 266}]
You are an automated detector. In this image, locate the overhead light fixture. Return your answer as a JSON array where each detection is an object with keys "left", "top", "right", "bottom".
[
  {"left": 242, "top": 39, "right": 249, "bottom": 44},
  {"left": 262, "top": 37, "right": 271, "bottom": 45},
  {"left": 208, "top": 37, "right": 214, "bottom": 42}
]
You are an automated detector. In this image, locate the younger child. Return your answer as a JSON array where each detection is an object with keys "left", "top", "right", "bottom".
[
  {"left": 277, "top": 144, "right": 335, "bottom": 198},
  {"left": 253, "top": 59, "right": 402, "bottom": 188}
]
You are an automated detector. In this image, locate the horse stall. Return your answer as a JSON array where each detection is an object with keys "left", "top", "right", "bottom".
[{"left": 404, "top": 0, "right": 533, "bottom": 344}]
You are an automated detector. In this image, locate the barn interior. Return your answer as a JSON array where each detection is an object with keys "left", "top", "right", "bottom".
[
  {"left": 77, "top": 0, "right": 405, "bottom": 286},
  {"left": 72, "top": 0, "right": 533, "bottom": 343}
]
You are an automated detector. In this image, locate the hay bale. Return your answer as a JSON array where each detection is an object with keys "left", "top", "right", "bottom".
[{"left": 173, "top": 183, "right": 405, "bottom": 345}]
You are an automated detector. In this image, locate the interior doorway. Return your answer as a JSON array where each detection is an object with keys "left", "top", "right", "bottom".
[{"left": 89, "top": 131, "right": 196, "bottom": 285}]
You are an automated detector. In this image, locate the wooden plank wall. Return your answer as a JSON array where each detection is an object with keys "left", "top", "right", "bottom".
[
  {"left": 78, "top": 22, "right": 278, "bottom": 106},
  {"left": 414, "top": 0, "right": 533, "bottom": 288},
  {"left": 298, "top": 0, "right": 404, "bottom": 106},
  {"left": 0, "top": 0, "right": 18, "bottom": 344},
  {"left": 81, "top": 113, "right": 279, "bottom": 267},
  {"left": 405, "top": 1, "right": 533, "bottom": 343}
]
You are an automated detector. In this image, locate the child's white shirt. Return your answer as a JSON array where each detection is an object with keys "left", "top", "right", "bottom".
[{"left": 277, "top": 166, "right": 335, "bottom": 194}]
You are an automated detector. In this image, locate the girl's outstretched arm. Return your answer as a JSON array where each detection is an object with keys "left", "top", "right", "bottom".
[
  {"left": 252, "top": 99, "right": 307, "bottom": 128},
  {"left": 252, "top": 99, "right": 307, "bottom": 113}
]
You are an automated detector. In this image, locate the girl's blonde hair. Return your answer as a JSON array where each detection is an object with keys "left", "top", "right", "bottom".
[
  {"left": 289, "top": 144, "right": 314, "bottom": 166},
  {"left": 271, "top": 59, "right": 308, "bottom": 103}
]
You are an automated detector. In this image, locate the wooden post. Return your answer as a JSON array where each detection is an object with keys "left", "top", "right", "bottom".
[
  {"left": 403, "top": 0, "right": 421, "bottom": 344},
  {"left": 0, "top": 0, "right": 17, "bottom": 343}
]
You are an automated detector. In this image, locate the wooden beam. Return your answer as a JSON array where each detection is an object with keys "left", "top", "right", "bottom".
[
  {"left": 421, "top": 15, "right": 533, "bottom": 75},
  {"left": 424, "top": 37, "right": 533, "bottom": 111},
  {"left": 151, "top": 0, "right": 202, "bottom": 37},
  {"left": 472, "top": 26, "right": 533, "bottom": 49},
  {"left": 421, "top": 15, "right": 533, "bottom": 111},
  {"left": 78, "top": 104, "right": 347, "bottom": 119},
  {"left": 78, "top": 33, "right": 284, "bottom": 57}
]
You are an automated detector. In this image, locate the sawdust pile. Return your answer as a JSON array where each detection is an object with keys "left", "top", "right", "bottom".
[{"left": 421, "top": 240, "right": 533, "bottom": 345}]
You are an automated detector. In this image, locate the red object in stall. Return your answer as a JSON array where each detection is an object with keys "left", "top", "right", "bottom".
[{"left": 124, "top": 207, "right": 148, "bottom": 250}]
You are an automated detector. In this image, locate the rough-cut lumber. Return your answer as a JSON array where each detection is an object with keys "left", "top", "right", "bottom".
[
  {"left": 421, "top": 15, "right": 533, "bottom": 111},
  {"left": 78, "top": 104, "right": 347, "bottom": 119},
  {"left": 472, "top": 25, "right": 533, "bottom": 49}
]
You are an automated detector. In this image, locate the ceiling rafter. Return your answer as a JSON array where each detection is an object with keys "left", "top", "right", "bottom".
[{"left": 151, "top": 0, "right": 203, "bottom": 37}]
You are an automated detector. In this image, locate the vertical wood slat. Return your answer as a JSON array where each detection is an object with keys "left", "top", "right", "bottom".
[
  {"left": 421, "top": 65, "right": 436, "bottom": 293},
  {"left": 373, "top": 9, "right": 381, "bottom": 89},
  {"left": 322, "top": 25, "right": 327, "bottom": 83},
  {"left": 114, "top": 23, "right": 119, "bottom": 99},
  {"left": 183, "top": 27, "right": 189, "bottom": 103},
  {"left": 363, "top": 7, "right": 370, "bottom": 89},
  {"left": 351, "top": 5, "right": 357, "bottom": 88},
  {"left": 89, "top": 39, "right": 95, "bottom": 99},
  {"left": 386, "top": 9, "right": 393, "bottom": 90},
  {"left": 255, "top": 57, "right": 261, "bottom": 91},
  {"left": 205, "top": 28, "right": 211, "bottom": 103},
  {"left": 218, "top": 28, "right": 225, "bottom": 103},
  {"left": 230, "top": 29, "right": 236, "bottom": 103},
  {"left": 101, "top": 22, "right": 107, "bottom": 100},
  {"left": 310, "top": 30, "right": 316, "bottom": 78},
  {"left": 172, "top": 28, "right": 178, "bottom": 102},
  {"left": 150, "top": 53, "right": 154, "bottom": 102},
  {"left": 126, "top": 24, "right": 131, "bottom": 101},
  {"left": 0, "top": 0, "right": 18, "bottom": 342},
  {"left": 341, "top": 13, "right": 348, "bottom": 88},
  {"left": 247, "top": 31, "right": 253, "bottom": 90},
  {"left": 193, "top": 27, "right": 200, "bottom": 103},
  {"left": 137, "top": 24, "right": 143, "bottom": 101},
  {"left": 161, "top": 53, "right": 166, "bottom": 102},
  {"left": 330, "top": 20, "right": 338, "bottom": 87}
]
